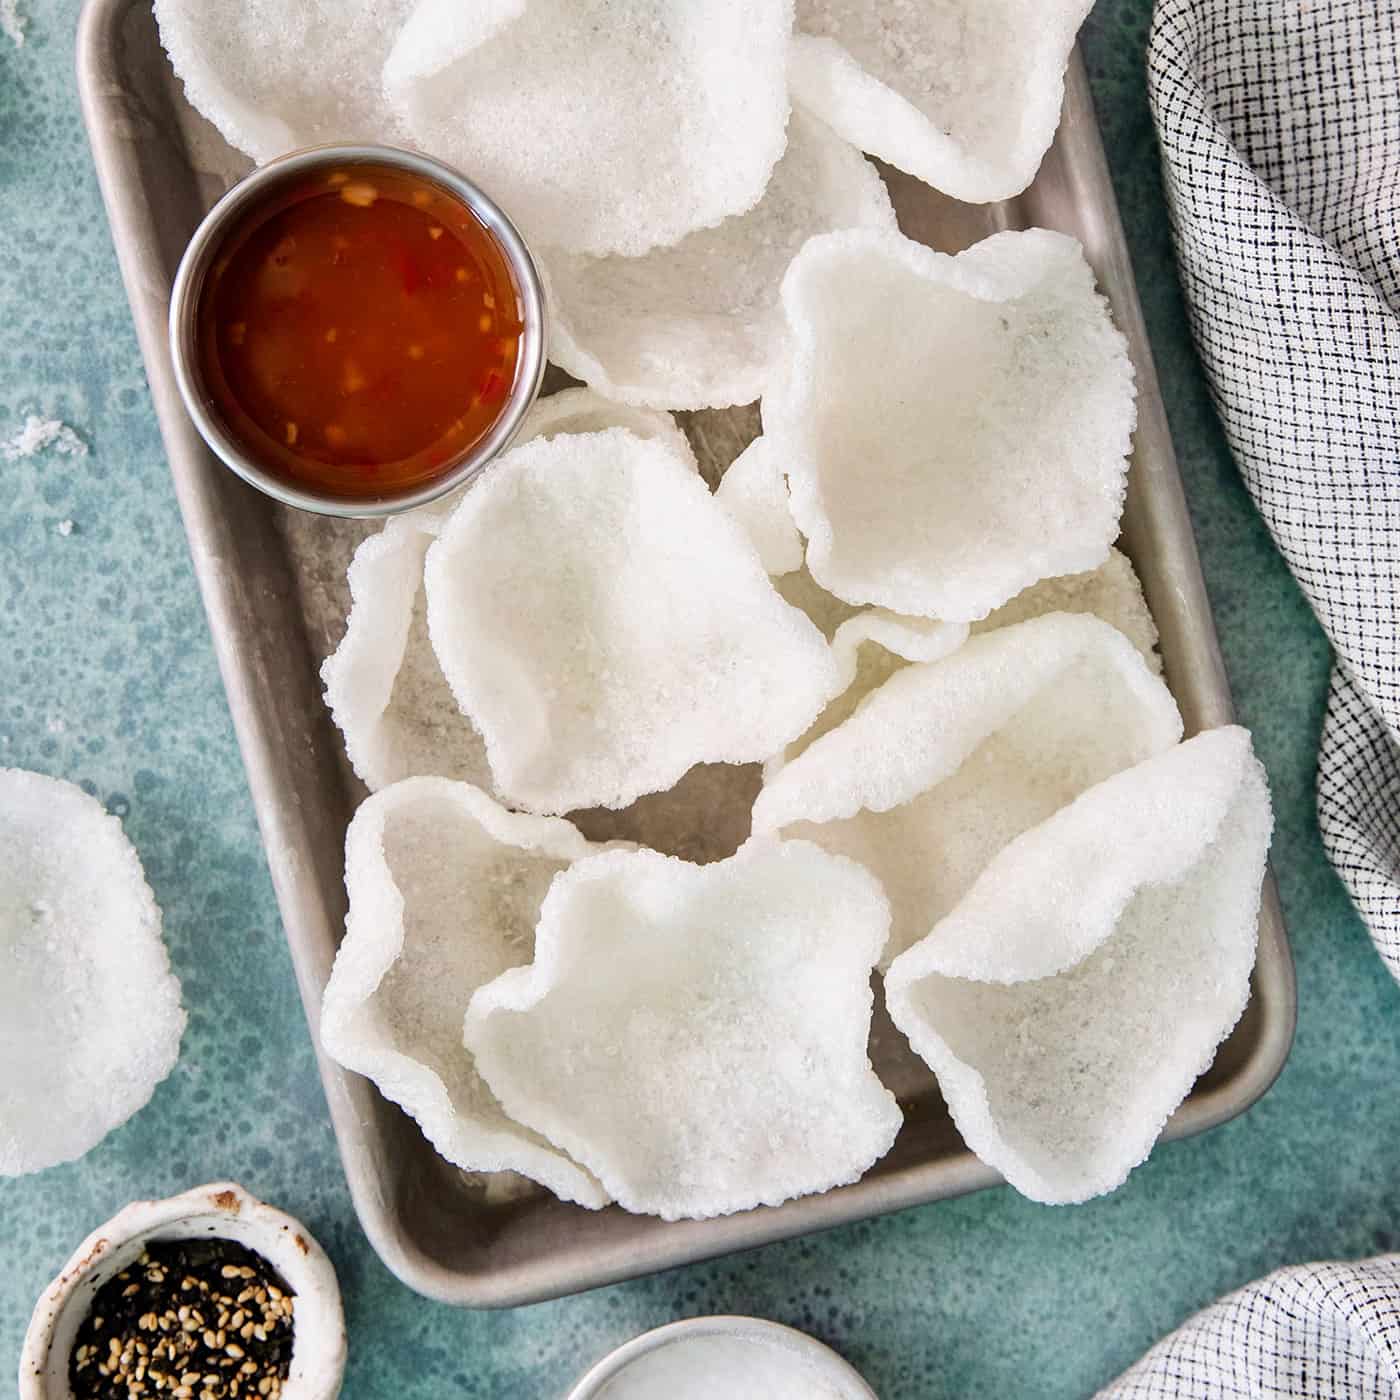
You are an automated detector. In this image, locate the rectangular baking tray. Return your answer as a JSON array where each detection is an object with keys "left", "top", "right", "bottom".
[{"left": 77, "top": 0, "right": 1297, "bottom": 1308}]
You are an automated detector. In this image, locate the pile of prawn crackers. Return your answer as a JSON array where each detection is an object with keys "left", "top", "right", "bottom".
[{"left": 157, "top": 0, "right": 1274, "bottom": 1218}]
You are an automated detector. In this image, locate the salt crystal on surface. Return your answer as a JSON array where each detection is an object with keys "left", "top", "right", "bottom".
[
  {"left": 1, "top": 0, "right": 25, "bottom": 46},
  {"left": 2, "top": 416, "right": 87, "bottom": 460},
  {"left": 595, "top": 1333, "right": 864, "bottom": 1400},
  {"left": 0, "top": 769, "right": 185, "bottom": 1176}
]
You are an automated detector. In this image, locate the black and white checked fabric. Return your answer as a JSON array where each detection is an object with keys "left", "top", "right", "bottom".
[
  {"left": 1146, "top": 0, "right": 1400, "bottom": 981},
  {"left": 1097, "top": 1256, "right": 1400, "bottom": 1398}
]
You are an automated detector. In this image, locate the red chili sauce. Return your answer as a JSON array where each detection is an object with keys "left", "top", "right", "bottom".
[{"left": 197, "top": 164, "right": 524, "bottom": 499}]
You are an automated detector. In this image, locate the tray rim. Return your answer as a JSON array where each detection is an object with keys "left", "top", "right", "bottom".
[{"left": 75, "top": 0, "right": 1297, "bottom": 1309}]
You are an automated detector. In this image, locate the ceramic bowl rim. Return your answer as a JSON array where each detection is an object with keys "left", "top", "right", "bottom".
[
  {"left": 564, "top": 1315, "right": 879, "bottom": 1399},
  {"left": 19, "top": 1180, "right": 346, "bottom": 1400}
]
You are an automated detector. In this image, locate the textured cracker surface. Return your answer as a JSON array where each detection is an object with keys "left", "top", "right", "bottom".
[
  {"left": 2, "top": 4, "right": 1399, "bottom": 1398},
  {"left": 464, "top": 841, "right": 900, "bottom": 1220},
  {"left": 885, "top": 729, "right": 1271, "bottom": 1204}
]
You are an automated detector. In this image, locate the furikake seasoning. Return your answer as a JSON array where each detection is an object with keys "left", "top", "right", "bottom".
[{"left": 69, "top": 1238, "right": 294, "bottom": 1400}]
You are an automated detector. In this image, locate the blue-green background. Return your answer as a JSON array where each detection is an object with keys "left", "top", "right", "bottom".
[{"left": 2, "top": 4, "right": 1396, "bottom": 1395}]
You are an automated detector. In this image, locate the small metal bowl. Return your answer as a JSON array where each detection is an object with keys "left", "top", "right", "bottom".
[
  {"left": 565, "top": 1316, "right": 878, "bottom": 1398},
  {"left": 168, "top": 143, "right": 546, "bottom": 519}
]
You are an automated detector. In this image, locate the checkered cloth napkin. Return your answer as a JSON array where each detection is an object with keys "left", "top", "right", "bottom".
[
  {"left": 1092, "top": 4, "right": 1400, "bottom": 1392},
  {"left": 1144, "top": 0, "right": 1400, "bottom": 983},
  {"left": 1097, "top": 1256, "right": 1400, "bottom": 1398}
]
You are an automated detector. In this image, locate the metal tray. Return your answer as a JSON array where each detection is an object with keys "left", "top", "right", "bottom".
[{"left": 77, "top": 0, "right": 1297, "bottom": 1308}]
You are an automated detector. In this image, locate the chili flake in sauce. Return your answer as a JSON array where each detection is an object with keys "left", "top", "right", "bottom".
[{"left": 197, "top": 164, "right": 524, "bottom": 500}]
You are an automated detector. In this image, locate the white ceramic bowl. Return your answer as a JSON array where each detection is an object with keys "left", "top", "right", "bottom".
[
  {"left": 565, "top": 1316, "right": 878, "bottom": 1399},
  {"left": 20, "top": 1181, "right": 346, "bottom": 1400}
]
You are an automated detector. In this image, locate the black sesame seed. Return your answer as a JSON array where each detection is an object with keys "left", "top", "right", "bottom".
[{"left": 69, "top": 1239, "right": 293, "bottom": 1400}]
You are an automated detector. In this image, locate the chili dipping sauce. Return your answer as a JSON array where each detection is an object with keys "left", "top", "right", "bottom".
[{"left": 196, "top": 163, "right": 525, "bottom": 501}]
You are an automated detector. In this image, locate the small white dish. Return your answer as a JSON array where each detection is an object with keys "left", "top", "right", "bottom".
[
  {"left": 20, "top": 1181, "right": 346, "bottom": 1400},
  {"left": 565, "top": 1316, "right": 878, "bottom": 1399}
]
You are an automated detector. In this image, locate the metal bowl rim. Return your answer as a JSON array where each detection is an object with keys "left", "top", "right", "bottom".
[{"left": 166, "top": 142, "right": 547, "bottom": 519}]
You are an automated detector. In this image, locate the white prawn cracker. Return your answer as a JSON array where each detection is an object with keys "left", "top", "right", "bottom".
[
  {"left": 321, "top": 390, "right": 696, "bottom": 792},
  {"left": 319, "top": 777, "right": 608, "bottom": 1206},
  {"left": 753, "top": 614, "right": 1183, "bottom": 966},
  {"left": 154, "top": 0, "right": 414, "bottom": 162},
  {"left": 547, "top": 111, "right": 896, "bottom": 410},
  {"left": 425, "top": 427, "right": 841, "bottom": 815},
  {"left": 321, "top": 515, "right": 491, "bottom": 793},
  {"left": 779, "top": 549, "right": 1158, "bottom": 769},
  {"left": 973, "top": 547, "right": 1160, "bottom": 672},
  {"left": 776, "top": 565, "right": 864, "bottom": 640},
  {"left": 422, "top": 386, "right": 698, "bottom": 520},
  {"left": 727, "top": 442, "right": 866, "bottom": 635},
  {"left": 768, "top": 227, "right": 1135, "bottom": 620},
  {"left": 385, "top": 0, "right": 793, "bottom": 257},
  {"left": 517, "top": 386, "right": 696, "bottom": 466},
  {"left": 715, "top": 436, "right": 804, "bottom": 577},
  {"left": 1, "top": 770, "right": 185, "bottom": 1176},
  {"left": 774, "top": 610, "right": 971, "bottom": 769},
  {"left": 790, "top": 0, "right": 1094, "bottom": 203},
  {"left": 884, "top": 727, "right": 1273, "bottom": 1204},
  {"left": 463, "top": 840, "right": 902, "bottom": 1219},
  {"left": 829, "top": 611, "right": 972, "bottom": 710}
]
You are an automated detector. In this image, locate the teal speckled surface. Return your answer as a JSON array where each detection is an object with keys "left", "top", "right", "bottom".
[{"left": 3, "top": 3, "right": 1398, "bottom": 1396}]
